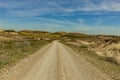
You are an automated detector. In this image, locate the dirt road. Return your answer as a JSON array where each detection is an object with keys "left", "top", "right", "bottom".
[{"left": 0, "top": 41, "right": 112, "bottom": 80}]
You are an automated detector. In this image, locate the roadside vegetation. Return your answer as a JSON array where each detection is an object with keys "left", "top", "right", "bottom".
[
  {"left": 63, "top": 42, "right": 120, "bottom": 80},
  {"left": 0, "top": 29, "right": 54, "bottom": 69},
  {"left": 0, "top": 40, "right": 51, "bottom": 69}
]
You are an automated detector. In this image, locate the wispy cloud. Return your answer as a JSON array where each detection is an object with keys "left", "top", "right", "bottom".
[
  {"left": 0, "top": 0, "right": 120, "bottom": 17},
  {"left": 0, "top": 0, "right": 119, "bottom": 16},
  {"left": 79, "top": 1, "right": 120, "bottom": 12},
  {"left": 0, "top": 0, "right": 120, "bottom": 35},
  {"left": 61, "top": 18, "right": 74, "bottom": 26},
  {"left": 94, "top": 19, "right": 103, "bottom": 26},
  {"left": 78, "top": 19, "right": 85, "bottom": 24},
  {"left": 62, "top": 0, "right": 120, "bottom": 12},
  {"left": 0, "top": 0, "right": 31, "bottom": 9}
]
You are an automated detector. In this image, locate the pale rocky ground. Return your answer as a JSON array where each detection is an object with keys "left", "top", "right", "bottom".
[{"left": 72, "top": 39, "right": 120, "bottom": 62}]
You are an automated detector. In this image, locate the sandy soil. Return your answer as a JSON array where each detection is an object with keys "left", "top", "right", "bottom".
[{"left": 0, "top": 41, "right": 112, "bottom": 80}]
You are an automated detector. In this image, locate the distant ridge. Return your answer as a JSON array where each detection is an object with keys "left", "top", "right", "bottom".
[{"left": 19, "top": 30, "right": 49, "bottom": 33}]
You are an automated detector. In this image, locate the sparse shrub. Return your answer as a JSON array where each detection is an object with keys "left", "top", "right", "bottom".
[
  {"left": 102, "top": 56, "right": 120, "bottom": 65},
  {"left": 79, "top": 45, "right": 88, "bottom": 49},
  {"left": 104, "top": 57, "right": 117, "bottom": 64}
]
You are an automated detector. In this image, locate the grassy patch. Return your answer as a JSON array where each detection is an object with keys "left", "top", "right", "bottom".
[
  {"left": 0, "top": 40, "right": 51, "bottom": 69},
  {"left": 64, "top": 43, "right": 120, "bottom": 80}
]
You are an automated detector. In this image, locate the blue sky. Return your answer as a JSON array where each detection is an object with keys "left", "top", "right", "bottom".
[{"left": 0, "top": 0, "right": 120, "bottom": 35}]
